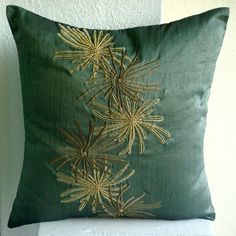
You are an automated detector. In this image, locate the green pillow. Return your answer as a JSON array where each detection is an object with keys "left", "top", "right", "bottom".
[{"left": 6, "top": 5, "right": 229, "bottom": 228}]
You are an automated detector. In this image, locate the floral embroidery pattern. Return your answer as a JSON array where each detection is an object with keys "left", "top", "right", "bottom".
[
  {"left": 55, "top": 24, "right": 129, "bottom": 82},
  {"left": 100, "top": 184, "right": 161, "bottom": 217},
  {"left": 51, "top": 25, "right": 171, "bottom": 218},
  {"left": 78, "top": 50, "right": 160, "bottom": 108},
  {"left": 92, "top": 97, "right": 171, "bottom": 154},
  {"left": 56, "top": 164, "right": 135, "bottom": 213},
  {"left": 50, "top": 121, "right": 126, "bottom": 177}
]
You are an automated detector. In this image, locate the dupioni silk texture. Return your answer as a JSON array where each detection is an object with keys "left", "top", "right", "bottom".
[{"left": 6, "top": 5, "right": 229, "bottom": 228}]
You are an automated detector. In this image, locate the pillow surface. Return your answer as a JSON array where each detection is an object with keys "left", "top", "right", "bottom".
[{"left": 6, "top": 5, "right": 229, "bottom": 228}]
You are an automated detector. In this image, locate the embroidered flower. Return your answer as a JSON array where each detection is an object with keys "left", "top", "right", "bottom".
[
  {"left": 79, "top": 50, "right": 160, "bottom": 107},
  {"left": 100, "top": 184, "right": 161, "bottom": 217},
  {"left": 93, "top": 98, "right": 171, "bottom": 155},
  {"left": 57, "top": 164, "right": 135, "bottom": 213},
  {"left": 55, "top": 24, "right": 127, "bottom": 82},
  {"left": 50, "top": 121, "right": 126, "bottom": 177}
]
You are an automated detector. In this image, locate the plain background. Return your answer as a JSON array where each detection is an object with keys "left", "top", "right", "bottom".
[
  {"left": 0, "top": 0, "right": 236, "bottom": 236},
  {"left": 162, "top": 1, "right": 236, "bottom": 236}
]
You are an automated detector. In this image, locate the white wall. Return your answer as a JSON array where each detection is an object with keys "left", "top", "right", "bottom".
[
  {"left": 162, "top": 1, "right": 236, "bottom": 236},
  {"left": 0, "top": 1, "right": 161, "bottom": 236},
  {"left": 1, "top": 1, "right": 236, "bottom": 236}
]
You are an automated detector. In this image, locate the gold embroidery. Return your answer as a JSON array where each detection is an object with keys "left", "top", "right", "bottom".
[
  {"left": 79, "top": 50, "right": 160, "bottom": 107},
  {"left": 50, "top": 121, "right": 126, "bottom": 177},
  {"left": 93, "top": 97, "right": 171, "bottom": 155},
  {"left": 57, "top": 164, "right": 135, "bottom": 213},
  {"left": 100, "top": 184, "right": 161, "bottom": 217},
  {"left": 55, "top": 24, "right": 128, "bottom": 82},
  {"left": 53, "top": 24, "right": 173, "bottom": 217}
]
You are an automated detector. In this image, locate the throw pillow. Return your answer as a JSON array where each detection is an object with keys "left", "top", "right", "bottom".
[{"left": 6, "top": 5, "right": 229, "bottom": 227}]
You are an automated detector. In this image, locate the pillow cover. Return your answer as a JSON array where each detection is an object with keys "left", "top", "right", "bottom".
[{"left": 6, "top": 5, "right": 229, "bottom": 228}]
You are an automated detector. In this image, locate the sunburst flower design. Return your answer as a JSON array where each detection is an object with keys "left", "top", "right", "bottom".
[
  {"left": 92, "top": 98, "right": 171, "bottom": 155},
  {"left": 55, "top": 24, "right": 127, "bottom": 82},
  {"left": 100, "top": 184, "right": 161, "bottom": 218},
  {"left": 50, "top": 121, "right": 126, "bottom": 176},
  {"left": 79, "top": 50, "right": 160, "bottom": 108},
  {"left": 56, "top": 164, "right": 135, "bottom": 213}
]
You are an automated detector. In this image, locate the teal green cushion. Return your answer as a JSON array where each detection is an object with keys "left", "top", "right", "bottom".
[{"left": 7, "top": 5, "right": 229, "bottom": 228}]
